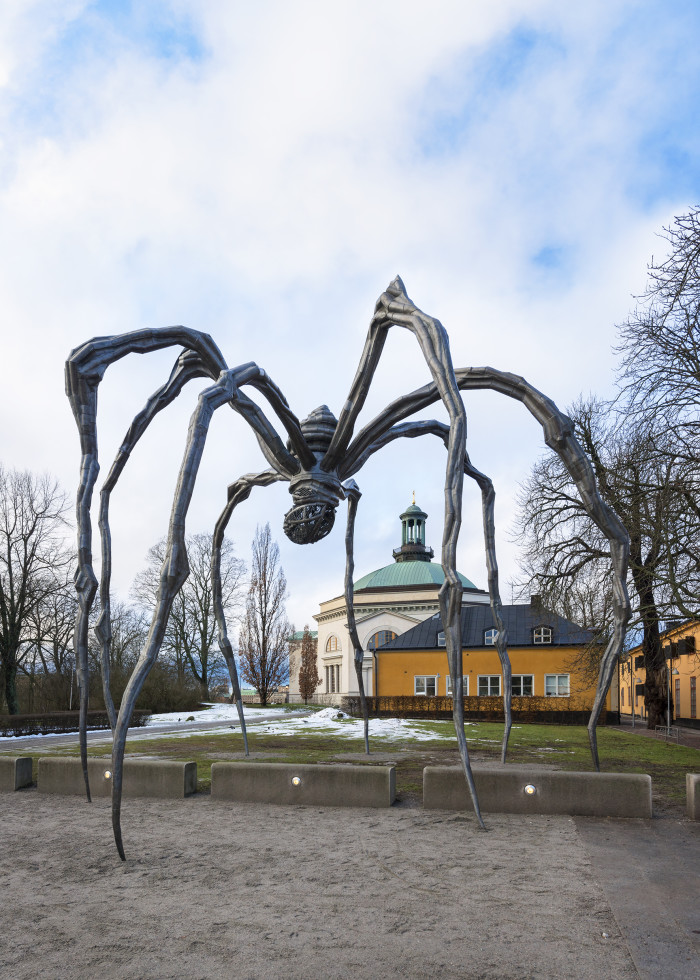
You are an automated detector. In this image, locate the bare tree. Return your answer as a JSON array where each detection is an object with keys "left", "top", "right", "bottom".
[
  {"left": 238, "top": 523, "right": 291, "bottom": 707},
  {"left": 131, "top": 533, "right": 246, "bottom": 699},
  {"left": 616, "top": 207, "right": 700, "bottom": 470},
  {"left": 297, "top": 625, "right": 320, "bottom": 704},
  {"left": 20, "top": 572, "right": 77, "bottom": 711},
  {"left": 0, "top": 466, "right": 72, "bottom": 714},
  {"left": 514, "top": 398, "right": 699, "bottom": 727}
]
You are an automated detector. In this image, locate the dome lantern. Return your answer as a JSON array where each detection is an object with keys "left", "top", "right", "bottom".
[{"left": 392, "top": 496, "right": 434, "bottom": 564}]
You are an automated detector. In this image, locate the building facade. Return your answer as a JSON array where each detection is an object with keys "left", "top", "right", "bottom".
[
  {"left": 618, "top": 620, "right": 699, "bottom": 725},
  {"left": 288, "top": 500, "right": 489, "bottom": 703},
  {"left": 374, "top": 598, "right": 613, "bottom": 717}
]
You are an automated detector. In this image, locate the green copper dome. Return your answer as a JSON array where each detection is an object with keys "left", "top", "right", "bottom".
[
  {"left": 353, "top": 500, "right": 479, "bottom": 592},
  {"left": 353, "top": 560, "right": 477, "bottom": 591}
]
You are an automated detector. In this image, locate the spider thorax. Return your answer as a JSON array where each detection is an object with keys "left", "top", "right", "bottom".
[{"left": 283, "top": 405, "right": 341, "bottom": 545}]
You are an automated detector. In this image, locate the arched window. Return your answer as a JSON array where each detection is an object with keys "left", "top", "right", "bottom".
[
  {"left": 368, "top": 630, "right": 397, "bottom": 651},
  {"left": 533, "top": 626, "right": 553, "bottom": 645},
  {"left": 325, "top": 635, "right": 341, "bottom": 653}
]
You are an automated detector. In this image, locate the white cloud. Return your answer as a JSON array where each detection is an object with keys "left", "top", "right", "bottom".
[{"left": 0, "top": 0, "right": 698, "bottom": 631}]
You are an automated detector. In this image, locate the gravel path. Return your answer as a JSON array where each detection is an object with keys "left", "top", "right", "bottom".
[{"left": 0, "top": 790, "right": 642, "bottom": 980}]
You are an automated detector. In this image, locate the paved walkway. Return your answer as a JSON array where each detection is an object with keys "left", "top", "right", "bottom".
[
  {"left": 576, "top": 815, "right": 700, "bottom": 979},
  {"left": 615, "top": 714, "right": 700, "bottom": 750}
]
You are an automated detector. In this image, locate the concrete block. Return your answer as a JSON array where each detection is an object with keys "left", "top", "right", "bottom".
[
  {"left": 686, "top": 774, "right": 700, "bottom": 820},
  {"left": 38, "top": 757, "right": 197, "bottom": 798},
  {"left": 423, "top": 766, "right": 652, "bottom": 818},
  {"left": 0, "top": 756, "right": 33, "bottom": 791},
  {"left": 211, "top": 762, "right": 396, "bottom": 808}
]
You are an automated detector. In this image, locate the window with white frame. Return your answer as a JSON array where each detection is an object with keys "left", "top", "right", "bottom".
[
  {"left": 544, "top": 674, "right": 569, "bottom": 696},
  {"left": 478, "top": 675, "right": 501, "bottom": 696},
  {"left": 533, "top": 626, "right": 553, "bottom": 644},
  {"left": 484, "top": 628, "right": 498, "bottom": 645},
  {"left": 511, "top": 674, "right": 534, "bottom": 696},
  {"left": 414, "top": 675, "right": 437, "bottom": 696},
  {"left": 437, "top": 631, "right": 446, "bottom": 647},
  {"left": 446, "top": 675, "right": 469, "bottom": 696}
]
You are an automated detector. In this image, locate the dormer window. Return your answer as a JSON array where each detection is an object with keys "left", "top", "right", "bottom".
[
  {"left": 484, "top": 628, "right": 498, "bottom": 646},
  {"left": 533, "top": 626, "right": 553, "bottom": 645},
  {"left": 437, "top": 631, "right": 446, "bottom": 647}
]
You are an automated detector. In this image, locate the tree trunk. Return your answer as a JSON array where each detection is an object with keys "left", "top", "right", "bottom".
[
  {"left": 4, "top": 659, "right": 19, "bottom": 715},
  {"left": 630, "top": 560, "right": 666, "bottom": 728},
  {"left": 638, "top": 590, "right": 666, "bottom": 728}
]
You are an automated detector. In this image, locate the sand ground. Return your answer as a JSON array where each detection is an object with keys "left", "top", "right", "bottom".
[{"left": 0, "top": 790, "right": 653, "bottom": 980}]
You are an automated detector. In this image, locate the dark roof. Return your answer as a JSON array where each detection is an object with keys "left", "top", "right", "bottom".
[{"left": 379, "top": 603, "right": 593, "bottom": 650}]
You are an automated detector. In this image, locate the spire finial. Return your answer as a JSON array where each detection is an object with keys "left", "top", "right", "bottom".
[{"left": 412, "top": 489, "right": 415, "bottom": 505}]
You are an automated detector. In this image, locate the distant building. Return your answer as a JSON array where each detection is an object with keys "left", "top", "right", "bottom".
[
  {"left": 375, "top": 599, "right": 613, "bottom": 721},
  {"left": 290, "top": 498, "right": 615, "bottom": 719},
  {"left": 289, "top": 498, "right": 489, "bottom": 702},
  {"left": 618, "top": 620, "right": 699, "bottom": 726}
]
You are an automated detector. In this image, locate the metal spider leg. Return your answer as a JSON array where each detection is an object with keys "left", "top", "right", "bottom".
[
  {"left": 342, "top": 480, "right": 370, "bottom": 755},
  {"left": 452, "top": 368, "right": 631, "bottom": 770},
  {"left": 344, "top": 418, "right": 513, "bottom": 763},
  {"left": 212, "top": 469, "right": 286, "bottom": 756},
  {"left": 66, "top": 328, "right": 229, "bottom": 800},
  {"left": 110, "top": 362, "right": 293, "bottom": 859},
  {"left": 348, "top": 365, "right": 631, "bottom": 769},
  {"left": 97, "top": 349, "right": 227, "bottom": 730}
]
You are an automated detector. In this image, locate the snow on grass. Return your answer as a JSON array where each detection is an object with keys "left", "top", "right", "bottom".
[
  {"left": 145, "top": 703, "right": 295, "bottom": 727},
  {"left": 249, "top": 707, "right": 456, "bottom": 742}
]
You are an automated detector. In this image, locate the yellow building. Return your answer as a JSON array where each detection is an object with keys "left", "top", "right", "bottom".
[
  {"left": 618, "top": 621, "right": 699, "bottom": 725},
  {"left": 289, "top": 498, "right": 490, "bottom": 703},
  {"left": 374, "top": 598, "right": 613, "bottom": 720}
]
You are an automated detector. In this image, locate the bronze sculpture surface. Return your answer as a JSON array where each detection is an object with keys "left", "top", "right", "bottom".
[{"left": 66, "top": 277, "right": 631, "bottom": 859}]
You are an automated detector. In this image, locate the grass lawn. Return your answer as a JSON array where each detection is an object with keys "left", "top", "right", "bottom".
[{"left": 12, "top": 716, "right": 698, "bottom": 815}]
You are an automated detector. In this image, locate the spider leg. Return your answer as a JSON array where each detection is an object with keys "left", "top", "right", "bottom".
[
  {"left": 66, "top": 328, "right": 228, "bottom": 802},
  {"left": 212, "top": 469, "right": 286, "bottom": 756},
  {"left": 110, "top": 363, "right": 293, "bottom": 859},
  {"left": 97, "top": 349, "right": 225, "bottom": 730},
  {"left": 341, "top": 480, "right": 370, "bottom": 754},
  {"left": 67, "top": 329, "right": 310, "bottom": 805},
  {"left": 327, "top": 278, "right": 481, "bottom": 819},
  {"left": 367, "top": 420, "right": 514, "bottom": 764},
  {"left": 346, "top": 366, "right": 632, "bottom": 770}
]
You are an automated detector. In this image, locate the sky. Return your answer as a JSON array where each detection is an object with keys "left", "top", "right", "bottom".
[{"left": 1, "top": 0, "right": 700, "bottom": 634}]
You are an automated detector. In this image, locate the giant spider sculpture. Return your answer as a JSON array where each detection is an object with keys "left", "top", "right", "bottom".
[{"left": 66, "top": 277, "right": 631, "bottom": 860}]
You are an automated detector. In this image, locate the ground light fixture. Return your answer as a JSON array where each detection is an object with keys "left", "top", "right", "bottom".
[
  {"left": 524, "top": 784, "right": 536, "bottom": 796},
  {"left": 291, "top": 776, "right": 302, "bottom": 787},
  {"left": 104, "top": 770, "right": 112, "bottom": 780}
]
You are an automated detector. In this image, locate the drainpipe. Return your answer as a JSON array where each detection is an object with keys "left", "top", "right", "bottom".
[{"left": 373, "top": 649, "right": 379, "bottom": 700}]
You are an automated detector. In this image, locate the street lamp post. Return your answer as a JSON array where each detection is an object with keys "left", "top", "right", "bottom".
[
  {"left": 632, "top": 677, "right": 642, "bottom": 729},
  {"left": 667, "top": 661, "right": 680, "bottom": 736}
]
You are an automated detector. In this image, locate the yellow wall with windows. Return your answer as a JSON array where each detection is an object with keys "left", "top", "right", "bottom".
[
  {"left": 376, "top": 645, "right": 609, "bottom": 709},
  {"left": 618, "top": 621, "right": 699, "bottom": 722}
]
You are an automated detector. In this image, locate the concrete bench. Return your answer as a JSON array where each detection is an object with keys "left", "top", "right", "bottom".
[
  {"left": 687, "top": 774, "right": 700, "bottom": 820},
  {"left": 211, "top": 762, "right": 396, "bottom": 808},
  {"left": 423, "top": 766, "right": 652, "bottom": 818},
  {"left": 38, "top": 757, "right": 197, "bottom": 798},
  {"left": 0, "top": 756, "right": 33, "bottom": 791}
]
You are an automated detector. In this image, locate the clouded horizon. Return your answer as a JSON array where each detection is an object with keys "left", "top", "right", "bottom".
[{"left": 1, "top": 1, "right": 699, "bottom": 631}]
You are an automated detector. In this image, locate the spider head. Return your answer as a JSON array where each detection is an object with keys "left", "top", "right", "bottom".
[
  {"left": 283, "top": 406, "right": 342, "bottom": 544},
  {"left": 283, "top": 468, "right": 341, "bottom": 544}
]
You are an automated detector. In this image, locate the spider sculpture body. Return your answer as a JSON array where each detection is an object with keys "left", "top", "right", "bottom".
[{"left": 66, "top": 277, "right": 631, "bottom": 860}]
